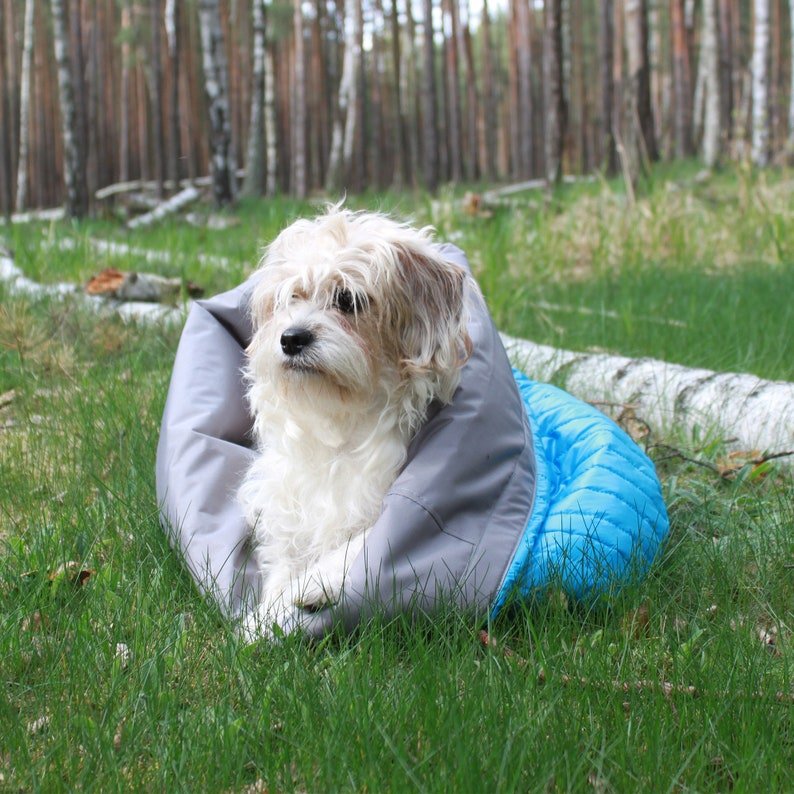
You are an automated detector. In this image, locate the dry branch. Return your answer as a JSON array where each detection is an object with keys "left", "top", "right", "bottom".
[{"left": 127, "top": 186, "right": 200, "bottom": 229}]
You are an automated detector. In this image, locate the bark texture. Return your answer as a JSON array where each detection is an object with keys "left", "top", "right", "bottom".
[
  {"left": 242, "top": 0, "right": 266, "bottom": 196},
  {"left": 543, "top": 0, "right": 565, "bottom": 184},
  {"left": 421, "top": 0, "right": 439, "bottom": 191},
  {"left": 751, "top": 0, "right": 770, "bottom": 166},
  {"left": 701, "top": 0, "right": 721, "bottom": 167},
  {"left": 15, "top": 0, "right": 35, "bottom": 212},
  {"left": 198, "top": 0, "right": 236, "bottom": 205}
]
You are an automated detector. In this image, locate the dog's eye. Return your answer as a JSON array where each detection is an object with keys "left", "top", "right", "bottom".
[{"left": 332, "top": 288, "right": 360, "bottom": 315}]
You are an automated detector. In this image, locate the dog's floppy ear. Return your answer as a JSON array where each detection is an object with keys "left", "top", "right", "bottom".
[{"left": 390, "top": 242, "right": 471, "bottom": 400}]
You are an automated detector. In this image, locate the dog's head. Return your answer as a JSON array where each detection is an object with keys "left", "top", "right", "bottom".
[{"left": 246, "top": 207, "right": 471, "bottom": 435}]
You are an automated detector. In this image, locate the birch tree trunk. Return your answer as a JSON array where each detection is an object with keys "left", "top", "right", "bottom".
[
  {"left": 50, "top": 0, "right": 88, "bottom": 218},
  {"left": 165, "top": 0, "right": 180, "bottom": 188},
  {"left": 370, "top": 0, "right": 386, "bottom": 189},
  {"left": 119, "top": 1, "right": 131, "bottom": 184},
  {"left": 502, "top": 335, "right": 794, "bottom": 457},
  {"left": 198, "top": 0, "right": 236, "bottom": 205},
  {"left": 326, "top": 0, "right": 359, "bottom": 192},
  {"left": 701, "top": 0, "right": 721, "bottom": 167},
  {"left": 751, "top": 0, "right": 770, "bottom": 166},
  {"left": 543, "top": 0, "right": 565, "bottom": 184},
  {"left": 243, "top": 0, "right": 266, "bottom": 196},
  {"left": 389, "top": 0, "right": 406, "bottom": 189},
  {"left": 15, "top": 0, "right": 35, "bottom": 212},
  {"left": 292, "top": 0, "right": 307, "bottom": 198},
  {"left": 0, "top": 0, "right": 11, "bottom": 216},
  {"left": 150, "top": 0, "right": 165, "bottom": 197},
  {"left": 264, "top": 41, "right": 277, "bottom": 196},
  {"left": 421, "top": 0, "right": 439, "bottom": 191}
]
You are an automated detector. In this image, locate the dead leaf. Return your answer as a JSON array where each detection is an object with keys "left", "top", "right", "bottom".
[
  {"left": 85, "top": 267, "right": 126, "bottom": 295},
  {"left": 617, "top": 405, "right": 651, "bottom": 442},
  {"left": 27, "top": 715, "right": 50, "bottom": 735},
  {"left": 48, "top": 561, "right": 95, "bottom": 587},
  {"left": 113, "top": 719, "right": 124, "bottom": 751},
  {"left": 622, "top": 603, "right": 651, "bottom": 639}
]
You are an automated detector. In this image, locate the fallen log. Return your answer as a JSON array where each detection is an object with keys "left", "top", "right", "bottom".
[
  {"left": 127, "top": 186, "right": 201, "bottom": 229},
  {"left": 502, "top": 334, "right": 794, "bottom": 457},
  {"left": 85, "top": 268, "right": 203, "bottom": 302}
]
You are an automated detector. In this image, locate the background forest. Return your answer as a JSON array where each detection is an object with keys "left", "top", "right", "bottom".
[{"left": 0, "top": 0, "right": 793, "bottom": 216}]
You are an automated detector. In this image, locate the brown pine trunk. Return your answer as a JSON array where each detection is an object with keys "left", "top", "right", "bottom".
[
  {"left": 0, "top": 0, "right": 11, "bottom": 215},
  {"left": 507, "top": 1, "right": 520, "bottom": 177},
  {"left": 570, "top": 0, "right": 585, "bottom": 173},
  {"left": 461, "top": 3, "right": 479, "bottom": 181},
  {"left": 480, "top": 0, "right": 497, "bottom": 180},
  {"left": 442, "top": 0, "right": 462, "bottom": 182},
  {"left": 404, "top": 1, "right": 421, "bottom": 183},
  {"left": 421, "top": 0, "right": 438, "bottom": 191},
  {"left": 599, "top": 0, "right": 618, "bottom": 172},
  {"left": 717, "top": 0, "right": 734, "bottom": 144},
  {"left": 370, "top": 0, "right": 386, "bottom": 188},
  {"left": 150, "top": 0, "right": 165, "bottom": 196},
  {"left": 389, "top": 0, "right": 406, "bottom": 188},
  {"left": 543, "top": 0, "right": 565, "bottom": 184},
  {"left": 670, "top": 0, "right": 692, "bottom": 157},
  {"left": 165, "top": 0, "right": 181, "bottom": 188},
  {"left": 515, "top": 0, "right": 533, "bottom": 178},
  {"left": 119, "top": 2, "right": 131, "bottom": 183}
]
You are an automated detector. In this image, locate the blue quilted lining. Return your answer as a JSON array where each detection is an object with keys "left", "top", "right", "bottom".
[{"left": 491, "top": 371, "right": 669, "bottom": 616}]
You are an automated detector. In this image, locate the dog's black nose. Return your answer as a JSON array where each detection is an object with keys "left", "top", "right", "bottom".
[{"left": 280, "top": 327, "right": 315, "bottom": 356}]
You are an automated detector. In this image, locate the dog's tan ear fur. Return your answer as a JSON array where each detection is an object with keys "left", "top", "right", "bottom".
[{"left": 389, "top": 243, "right": 471, "bottom": 404}]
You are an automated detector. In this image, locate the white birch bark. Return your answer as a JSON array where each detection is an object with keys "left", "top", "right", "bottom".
[
  {"left": 326, "top": 0, "right": 359, "bottom": 192},
  {"left": 264, "top": 44, "right": 277, "bottom": 196},
  {"left": 751, "top": 0, "right": 770, "bottom": 166},
  {"left": 701, "top": 0, "right": 721, "bottom": 167},
  {"left": 50, "top": 0, "right": 88, "bottom": 218},
  {"left": 15, "top": 0, "right": 35, "bottom": 213},
  {"left": 242, "top": 0, "right": 266, "bottom": 196},
  {"left": 198, "top": 0, "right": 236, "bottom": 205},
  {"left": 127, "top": 185, "right": 200, "bottom": 228},
  {"left": 502, "top": 334, "right": 794, "bottom": 456},
  {"left": 292, "top": 0, "right": 307, "bottom": 198}
]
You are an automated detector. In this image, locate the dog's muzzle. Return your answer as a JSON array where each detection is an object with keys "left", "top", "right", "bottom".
[{"left": 280, "top": 327, "right": 315, "bottom": 356}]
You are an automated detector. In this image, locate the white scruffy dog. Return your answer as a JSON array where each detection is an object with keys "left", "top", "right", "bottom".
[{"left": 239, "top": 207, "right": 471, "bottom": 638}]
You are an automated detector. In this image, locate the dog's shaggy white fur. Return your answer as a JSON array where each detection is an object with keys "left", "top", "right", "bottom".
[{"left": 239, "top": 207, "right": 470, "bottom": 637}]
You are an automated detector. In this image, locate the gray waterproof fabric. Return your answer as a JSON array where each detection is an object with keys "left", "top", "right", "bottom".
[{"left": 156, "top": 245, "right": 536, "bottom": 636}]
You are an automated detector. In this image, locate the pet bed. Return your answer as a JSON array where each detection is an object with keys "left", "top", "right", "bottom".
[{"left": 156, "top": 245, "right": 669, "bottom": 637}]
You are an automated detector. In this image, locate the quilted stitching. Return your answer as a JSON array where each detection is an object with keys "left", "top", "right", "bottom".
[{"left": 491, "top": 372, "right": 669, "bottom": 615}]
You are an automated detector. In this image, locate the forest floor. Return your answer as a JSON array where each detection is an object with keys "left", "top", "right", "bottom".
[{"left": 1, "top": 162, "right": 793, "bottom": 791}]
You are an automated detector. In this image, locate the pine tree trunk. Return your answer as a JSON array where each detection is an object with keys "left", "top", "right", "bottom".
[
  {"left": 165, "top": 0, "right": 181, "bottom": 188},
  {"left": 718, "top": 0, "right": 734, "bottom": 141},
  {"left": 480, "top": 0, "right": 497, "bottom": 181},
  {"left": 751, "top": 0, "right": 770, "bottom": 166},
  {"left": 599, "top": 0, "right": 618, "bottom": 173},
  {"left": 637, "top": 0, "right": 658, "bottom": 160},
  {"left": 460, "top": 4, "right": 479, "bottom": 181},
  {"left": 15, "top": 0, "right": 35, "bottom": 212},
  {"left": 701, "top": 0, "right": 721, "bottom": 167},
  {"left": 370, "top": 0, "right": 386, "bottom": 189},
  {"left": 242, "top": 0, "right": 265, "bottom": 197},
  {"left": 670, "top": 0, "right": 692, "bottom": 157},
  {"left": 421, "top": 0, "right": 438, "bottom": 191},
  {"left": 0, "top": 0, "right": 12, "bottom": 215},
  {"left": 788, "top": 0, "right": 794, "bottom": 152},
  {"left": 624, "top": 0, "right": 654, "bottom": 167},
  {"left": 50, "top": 0, "right": 88, "bottom": 217},
  {"left": 543, "top": 0, "right": 565, "bottom": 184},
  {"left": 389, "top": 0, "right": 406, "bottom": 188},
  {"left": 442, "top": 0, "right": 463, "bottom": 183},
  {"left": 515, "top": 0, "right": 533, "bottom": 179},
  {"left": 197, "top": 0, "right": 236, "bottom": 204},
  {"left": 119, "top": 1, "right": 131, "bottom": 184}
]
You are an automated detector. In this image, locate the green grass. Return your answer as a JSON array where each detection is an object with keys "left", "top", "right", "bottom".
[{"left": 2, "top": 165, "right": 793, "bottom": 791}]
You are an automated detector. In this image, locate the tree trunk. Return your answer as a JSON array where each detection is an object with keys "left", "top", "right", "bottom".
[
  {"left": 751, "top": 0, "right": 770, "bottom": 166},
  {"left": 150, "top": 0, "right": 165, "bottom": 197},
  {"left": 119, "top": 1, "right": 131, "bottom": 184},
  {"left": 50, "top": 0, "right": 88, "bottom": 217},
  {"left": 599, "top": 0, "right": 618, "bottom": 173},
  {"left": 326, "top": 0, "right": 360, "bottom": 192},
  {"left": 0, "top": 0, "right": 12, "bottom": 215},
  {"left": 670, "top": 0, "right": 692, "bottom": 157},
  {"left": 389, "top": 0, "right": 406, "bottom": 189},
  {"left": 264, "top": 39, "right": 277, "bottom": 196},
  {"left": 480, "top": 0, "right": 497, "bottom": 181},
  {"left": 717, "top": 0, "right": 734, "bottom": 143},
  {"left": 515, "top": 0, "right": 533, "bottom": 179},
  {"left": 442, "top": 0, "right": 463, "bottom": 183},
  {"left": 543, "top": 0, "right": 565, "bottom": 184},
  {"left": 421, "top": 0, "right": 438, "bottom": 191},
  {"left": 624, "top": 0, "right": 655, "bottom": 167},
  {"left": 165, "top": 0, "right": 181, "bottom": 188},
  {"left": 502, "top": 334, "right": 794, "bottom": 458},
  {"left": 291, "top": 0, "right": 306, "bottom": 198},
  {"left": 15, "top": 0, "right": 35, "bottom": 212},
  {"left": 701, "top": 0, "right": 721, "bottom": 167},
  {"left": 197, "top": 0, "right": 236, "bottom": 204},
  {"left": 404, "top": 1, "right": 421, "bottom": 184},
  {"left": 370, "top": 0, "right": 386, "bottom": 189},
  {"left": 242, "top": 0, "right": 265, "bottom": 197},
  {"left": 788, "top": 0, "right": 794, "bottom": 152},
  {"left": 460, "top": 3, "right": 479, "bottom": 181}
]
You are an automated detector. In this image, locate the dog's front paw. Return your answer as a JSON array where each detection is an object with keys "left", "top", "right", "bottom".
[{"left": 292, "top": 565, "right": 344, "bottom": 611}]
